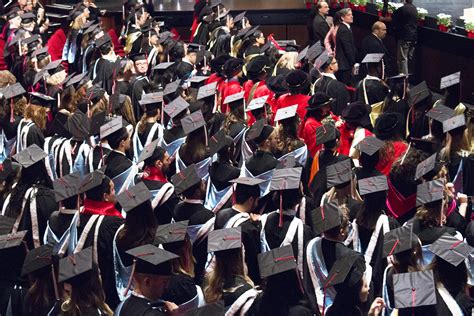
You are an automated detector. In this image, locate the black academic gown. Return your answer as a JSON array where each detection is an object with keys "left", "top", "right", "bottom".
[
  {"left": 18, "top": 120, "right": 45, "bottom": 149},
  {"left": 138, "top": 122, "right": 161, "bottom": 145},
  {"left": 93, "top": 57, "right": 120, "bottom": 95},
  {"left": 313, "top": 75, "right": 350, "bottom": 116},
  {"left": 355, "top": 78, "right": 388, "bottom": 105},
  {"left": 104, "top": 151, "right": 133, "bottom": 180},
  {"left": 215, "top": 208, "right": 262, "bottom": 284},
  {"left": 47, "top": 210, "right": 76, "bottom": 239},
  {"left": 117, "top": 294, "right": 166, "bottom": 316},
  {"left": 173, "top": 201, "right": 214, "bottom": 285},
  {"left": 227, "top": 121, "right": 247, "bottom": 164},
  {"left": 161, "top": 273, "right": 197, "bottom": 305},
  {"left": 174, "top": 60, "right": 195, "bottom": 80},
  {"left": 163, "top": 126, "right": 186, "bottom": 178},
  {"left": 408, "top": 217, "right": 458, "bottom": 245},
  {"left": 140, "top": 179, "right": 180, "bottom": 225},
  {"left": 211, "top": 27, "right": 232, "bottom": 57},
  {"left": 77, "top": 213, "right": 123, "bottom": 309},
  {"left": 245, "top": 150, "right": 279, "bottom": 176},
  {"left": 130, "top": 76, "right": 149, "bottom": 119},
  {"left": 209, "top": 161, "right": 240, "bottom": 191},
  {"left": 192, "top": 22, "right": 210, "bottom": 46},
  {"left": 222, "top": 275, "right": 254, "bottom": 309},
  {"left": 88, "top": 145, "right": 111, "bottom": 173},
  {"left": 244, "top": 45, "right": 261, "bottom": 58}
]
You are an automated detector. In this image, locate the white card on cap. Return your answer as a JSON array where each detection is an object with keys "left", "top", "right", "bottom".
[
  {"left": 440, "top": 71, "right": 461, "bottom": 89},
  {"left": 246, "top": 95, "right": 269, "bottom": 111},
  {"left": 223, "top": 91, "right": 245, "bottom": 104},
  {"left": 442, "top": 114, "right": 466, "bottom": 133},
  {"left": 274, "top": 104, "right": 298, "bottom": 122},
  {"left": 361, "top": 53, "right": 384, "bottom": 64}
]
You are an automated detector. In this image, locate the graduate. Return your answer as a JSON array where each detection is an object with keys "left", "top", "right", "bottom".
[
  {"left": 222, "top": 91, "right": 247, "bottom": 163},
  {"left": 220, "top": 57, "right": 244, "bottom": 113},
  {"left": 175, "top": 43, "right": 200, "bottom": 80},
  {"left": 91, "top": 33, "right": 121, "bottom": 96},
  {"left": 275, "top": 70, "right": 311, "bottom": 121},
  {"left": 129, "top": 52, "right": 150, "bottom": 119},
  {"left": 355, "top": 53, "right": 388, "bottom": 106}
]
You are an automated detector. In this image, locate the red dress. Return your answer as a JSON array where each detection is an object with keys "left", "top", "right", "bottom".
[
  {"left": 376, "top": 141, "right": 408, "bottom": 175},
  {"left": 275, "top": 93, "right": 311, "bottom": 121}
]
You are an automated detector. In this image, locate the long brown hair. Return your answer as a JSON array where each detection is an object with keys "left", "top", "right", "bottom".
[
  {"left": 61, "top": 267, "right": 113, "bottom": 316},
  {"left": 180, "top": 127, "right": 209, "bottom": 165},
  {"left": 204, "top": 249, "right": 253, "bottom": 303},
  {"left": 114, "top": 96, "right": 137, "bottom": 126},
  {"left": 223, "top": 105, "right": 246, "bottom": 135},
  {"left": 116, "top": 201, "right": 157, "bottom": 251},
  {"left": 24, "top": 103, "right": 47, "bottom": 130},
  {"left": 276, "top": 118, "right": 304, "bottom": 154},
  {"left": 25, "top": 269, "right": 58, "bottom": 315}
]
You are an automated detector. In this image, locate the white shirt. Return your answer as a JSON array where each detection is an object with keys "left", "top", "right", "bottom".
[
  {"left": 343, "top": 22, "right": 351, "bottom": 30},
  {"left": 321, "top": 72, "right": 337, "bottom": 80}
]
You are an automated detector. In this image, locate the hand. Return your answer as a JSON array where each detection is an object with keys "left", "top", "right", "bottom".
[
  {"left": 445, "top": 182, "right": 455, "bottom": 199},
  {"left": 457, "top": 192, "right": 468, "bottom": 204},
  {"left": 335, "top": 120, "right": 344, "bottom": 128},
  {"left": 250, "top": 213, "right": 261, "bottom": 222},
  {"left": 368, "top": 297, "right": 385, "bottom": 316},
  {"left": 163, "top": 301, "right": 179, "bottom": 314}
]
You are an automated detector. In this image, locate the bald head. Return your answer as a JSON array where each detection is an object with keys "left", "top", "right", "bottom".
[
  {"left": 317, "top": 1, "right": 329, "bottom": 16},
  {"left": 372, "top": 21, "right": 387, "bottom": 39}
]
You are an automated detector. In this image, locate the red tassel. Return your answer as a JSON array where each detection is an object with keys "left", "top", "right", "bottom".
[
  {"left": 123, "top": 259, "right": 136, "bottom": 297},
  {"left": 10, "top": 98, "right": 14, "bottom": 123}
]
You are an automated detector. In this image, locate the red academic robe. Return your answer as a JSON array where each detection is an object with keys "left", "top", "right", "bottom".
[
  {"left": 300, "top": 113, "right": 339, "bottom": 157},
  {"left": 338, "top": 123, "right": 372, "bottom": 157},
  {"left": 220, "top": 80, "right": 242, "bottom": 114},
  {"left": 275, "top": 93, "right": 311, "bottom": 121},
  {"left": 375, "top": 141, "right": 408, "bottom": 175},
  {"left": 244, "top": 80, "right": 274, "bottom": 125}
]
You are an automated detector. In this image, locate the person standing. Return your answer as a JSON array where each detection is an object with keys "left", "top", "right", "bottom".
[
  {"left": 335, "top": 8, "right": 357, "bottom": 86},
  {"left": 311, "top": 1, "right": 330, "bottom": 45},
  {"left": 391, "top": 0, "right": 418, "bottom": 75}
]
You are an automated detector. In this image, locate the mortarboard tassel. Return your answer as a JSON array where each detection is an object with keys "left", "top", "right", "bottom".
[
  {"left": 411, "top": 287, "right": 416, "bottom": 316},
  {"left": 51, "top": 264, "right": 60, "bottom": 300},
  {"left": 279, "top": 191, "right": 283, "bottom": 228},
  {"left": 10, "top": 98, "right": 14, "bottom": 123},
  {"left": 123, "top": 258, "right": 136, "bottom": 298}
]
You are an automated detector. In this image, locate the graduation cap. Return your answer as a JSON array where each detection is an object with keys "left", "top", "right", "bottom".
[
  {"left": 130, "top": 52, "right": 147, "bottom": 62},
  {"left": 21, "top": 13, "right": 36, "bottom": 23},
  {"left": 245, "top": 119, "right": 273, "bottom": 144},
  {"left": 139, "top": 92, "right": 164, "bottom": 107},
  {"left": 60, "top": 72, "right": 76, "bottom": 87},
  {"left": 357, "top": 175, "right": 388, "bottom": 196},
  {"left": 43, "top": 59, "right": 63, "bottom": 74},
  {"left": 153, "top": 220, "right": 189, "bottom": 245},
  {"left": 307, "top": 41, "right": 323, "bottom": 63},
  {"left": 274, "top": 104, "right": 297, "bottom": 122},
  {"left": 197, "top": 82, "right": 218, "bottom": 100},
  {"left": 65, "top": 73, "right": 89, "bottom": 89},
  {"left": 311, "top": 201, "right": 341, "bottom": 235},
  {"left": 243, "top": 25, "right": 260, "bottom": 40},
  {"left": 392, "top": 270, "right": 437, "bottom": 308},
  {"left": 0, "top": 159, "right": 14, "bottom": 182},
  {"left": 442, "top": 114, "right": 465, "bottom": 133},
  {"left": 0, "top": 215, "right": 15, "bottom": 235},
  {"left": 229, "top": 177, "right": 265, "bottom": 186},
  {"left": 361, "top": 53, "right": 384, "bottom": 64},
  {"left": 314, "top": 50, "right": 333, "bottom": 71},
  {"left": 223, "top": 91, "right": 245, "bottom": 109},
  {"left": 386, "top": 73, "right": 410, "bottom": 82},
  {"left": 83, "top": 23, "right": 100, "bottom": 35},
  {"left": 440, "top": 71, "right": 461, "bottom": 90},
  {"left": 425, "top": 105, "right": 455, "bottom": 123},
  {"left": 355, "top": 136, "right": 385, "bottom": 156},
  {"left": 269, "top": 167, "right": 302, "bottom": 191},
  {"left": 29, "top": 92, "right": 55, "bottom": 107},
  {"left": 58, "top": 247, "right": 93, "bottom": 282},
  {"left": 126, "top": 244, "right": 178, "bottom": 275},
  {"left": 163, "top": 80, "right": 181, "bottom": 96},
  {"left": 0, "top": 230, "right": 28, "bottom": 250},
  {"left": 181, "top": 110, "right": 206, "bottom": 134},
  {"left": 0, "top": 83, "right": 26, "bottom": 99},
  {"left": 416, "top": 179, "right": 444, "bottom": 206},
  {"left": 296, "top": 45, "right": 309, "bottom": 63},
  {"left": 324, "top": 254, "right": 365, "bottom": 288},
  {"left": 32, "top": 69, "right": 48, "bottom": 86},
  {"left": 233, "top": 11, "right": 247, "bottom": 23},
  {"left": 258, "top": 245, "right": 297, "bottom": 279},
  {"left": 116, "top": 182, "right": 151, "bottom": 212},
  {"left": 95, "top": 33, "right": 112, "bottom": 48},
  {"left": 383, "top": 226, "right": 414, "bottom": 257},
  {"left": 326, "top": 159, "right": 352, "bottom": 187},
  {"left": 158, "top": 31, "right": 173, "bottom": 44},
  {"left": 285, "top": 43, "right": 299, "bottom": 53},
  {"left": 414, "top": 153, "right": 436, "bottom": 180},
  {"left": 208, "top": 227, "right": 242, "bottom": 253},
  {"left": 314, "top": 123, "right": 338, "bottom": 146},
  {"left": 152, "top": 61, "right": 174, "bottom": 71},
  {"left": 31, "top": 46, "right": 49, "bottom": 60},
  {"left": 171, "top": 164, "right": 201, "bottom": 195},
  {"left": 409, "top": 81, "right": 430, "bottom": 105},
  {"left": 208, "top": 130, "right": 229, "bottom": 156},
  {"left": 90, "top": 111, "right": 106, "bottom": 136},
  {"left": 187, "top": 76, "right": 209, "bottom": 88},
  {"left": 79, "top": 168, "right": 106, "bottom": 194},
  {"left": 185, "top": 302, "right": 225, "bottom": 316},
  {"left": 246, "top": 95, "right": 268, "bottom": 112},
  {"left": 53, "top": 172, "right": 82, "bottom": 202},
  {"left": 187, "top": 43, "right": 202, "bottom": 54},
  {"left": 164, "top": 96, "right": 190, "bottom": 119},
  {"left": 21, "top": 243, "right": 53, "bottom": 276},
  {"left": 136, "top": 139, "right": 161, "bottom": 164},
  {"left": 236, "top": 26, "right": 251, "bottom": 39},
  {"left": 429, "top": 233, "right": 471, "bottom": 266},
  {"left": 12, "top": 144, "right": 47, "bottom": 169},
  {"left": 99, "top": 116, "right": 123, "bottom": 140}
]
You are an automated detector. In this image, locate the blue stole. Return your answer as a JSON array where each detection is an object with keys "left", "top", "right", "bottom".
[
  {"left": 241, "top": 164, "right": 274, "bottom": 197},
  {"left": 112, "top": 165, "right": 138, "bottom": 195},
  {"left": 113, "top": 225, "right": 132, "bottom": 302},
  {"left": 204, "top": 180, "right": 232, "bottom": 212},
  {"left": 163, "top": 137, "right": 186, "bottom": 158},
  {"left": 176, "top": 150, "right": 212, "bottom": 182},
  {"left": 278, "top": 145, "right": 308, "bottom": 166}
]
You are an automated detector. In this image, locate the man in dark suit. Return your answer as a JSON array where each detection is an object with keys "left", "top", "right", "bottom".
[
  {"left": 358, "top": 22, "right": 394, "bottom": 77},
  {"left": 335, "top": 8, "right": 357, "bottom": 86},
  {"left": 311, "top": 1, "right": 330, "bottom": 44}
]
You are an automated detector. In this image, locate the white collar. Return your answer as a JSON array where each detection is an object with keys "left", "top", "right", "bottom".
[
  {"left": 59, "top": 208, "right": 78, "bottom": 215},
  {"left": 183, "top": 198, "right": 204, "bottom": 204},
  {"left": 365, "top": 75, "right": 381, "bottom": 81},
  {"left": 321, "top": 72, "right": 337, "bottom": 80},
  {"left": 182, "top": 57, "right": 194, "bottom": 66},
  {"left": 112, "top": 149, "right": 126, "bottom": 156},
  {"left": 343, "top": 22, "right": 351, "bottom": 30}
]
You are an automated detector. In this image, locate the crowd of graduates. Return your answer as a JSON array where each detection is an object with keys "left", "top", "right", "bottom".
[{"left": 0, "top": 0, "right": 473, "bottom": 315}]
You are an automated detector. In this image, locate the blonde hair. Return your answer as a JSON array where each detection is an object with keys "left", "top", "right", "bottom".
[
  {"left": 0, "top": 71, "right": 17, "bottom": 88},
  {"left": 204, "top": 249, "right": 253, "bottom": 303},
  {"left": 273, "top": 51, "right": 298, "bottom": 76}
]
